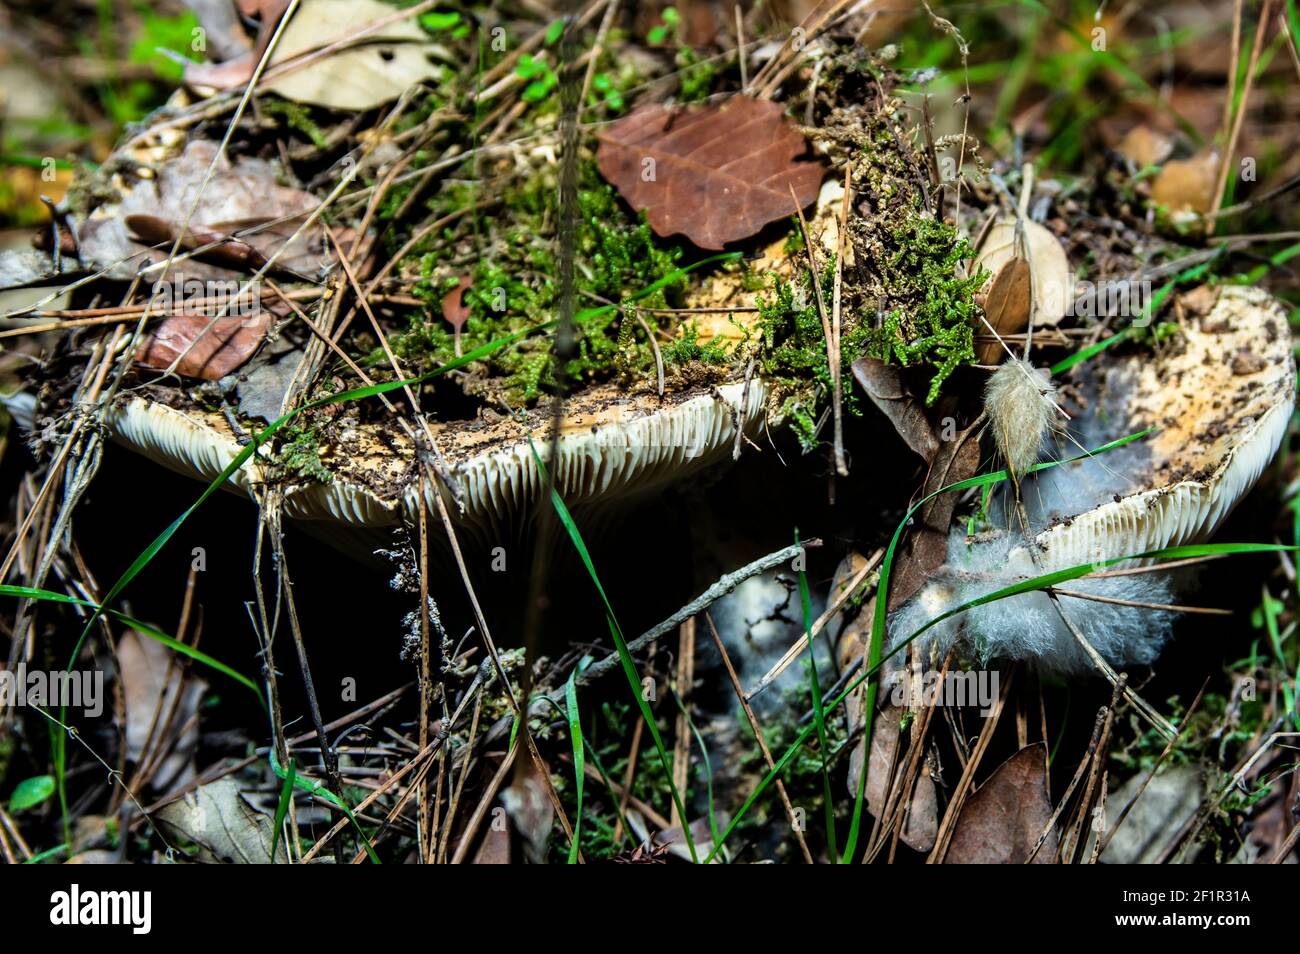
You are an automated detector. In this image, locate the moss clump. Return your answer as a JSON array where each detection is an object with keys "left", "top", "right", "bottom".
[
  {"left": 273, "top": 424, "right": 332, "bottom": 485},
  {"left": 662, "top": 322, "right": 737, "bottom": 365},
  {"left": 755, "top": 259, "right": 873, "bottom": 452},
  {"left": 392, "top": 164, "right": 688, "bottom": 407},
  {"left": 866, "top": 216, "right": 984, "bottom": 405},
  {"left": 808, "top": 55, "right": 984, "bottom": 407},
  {"left": 261, "top": 98, "right": 330, "bottom": 149},
  {"left": 676, "top": 48, "right": 716, "bottom": 103}
]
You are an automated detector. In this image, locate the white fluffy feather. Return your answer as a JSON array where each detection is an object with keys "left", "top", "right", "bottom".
[
  {"left": 985, "top": 358, "right": 1057, "bottom": 478},
  {"left": 890, "top": 530, "right": 1179, "bottom": 674}
]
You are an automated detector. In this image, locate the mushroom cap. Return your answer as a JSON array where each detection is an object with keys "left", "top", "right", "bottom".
[
  {"left": 1022, "top": 284, "right": 1294, "bottom": 568},
  {"left": 107, "top": 378, "right": 768, "bottom": 540},
  {"left": 891, "top": 285, "right": 1294, "bottom": 674}
]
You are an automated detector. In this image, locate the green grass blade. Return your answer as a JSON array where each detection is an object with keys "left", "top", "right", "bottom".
[
  {"left": 564, "top": 658, "right": 589, "bottom": 864},
  {"left": 673, "top": 692, "right": 722, "bottom": 855},
  {"left": 0, "top": 584, "right": 258, "bottom": 696},
  {"left": 795, "top": 531, "right": 838, "bottom": 860},
  {"left": 271, "top": 757, "right": 296, "bottom": 864}
]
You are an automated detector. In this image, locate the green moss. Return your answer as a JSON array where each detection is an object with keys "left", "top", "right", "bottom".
[
  {"left": 866, "top": 216, "right": 984, "bottom": 405},
  {"left": 755, "top": 259, "right": 873, "bottom": 452},
  {"left": 676, "top": 48, "right": 716, "bottom": 103},
  {"left": 261, "top": 98, "right": 330, "bottom": 150},
  {"left": 393, "top": 163, "right": 688, "bottom": 406},
  {"left": 662, "top": 322, "right": 737, "bottom": 365},
  {"left": 274, "top": 425, "right": 332, "bottom": 485}
]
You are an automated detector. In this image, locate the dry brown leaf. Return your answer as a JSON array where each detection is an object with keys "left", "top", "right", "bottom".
[
  {"left": 1116, "top": 125, "right": 1173, "bottom": 168},
  {"left": 837, "top": 608, "right": 937, "bottom": 855},
  {"left": 183, "top": 0, "right": 290, "bottom": 90},
  {"left": 1151, "top": 150, "right": 1219, "bottom": 220},
  {"left": 974, "top": 217, "right": 1070, "bottom": 328},
  {"left": 154, "top": 777, "right": 288, "bottom": 863},
  {"left": 470, "top": 823, "right": 511, "bottom": 864},
  {"left": 1098, "top": 764, "right": 1202, "bottom": 864},
  {"left": 977, "top": 257, "right": 1031, "bottom": 364},
  {"left": 945, "top": 744, "right": 1057, "bottom": 864},
  {"left": 137, "top": 312, "right": 269, "bottom": 380},
  {"left": 126, "top": 215, "right": 278, "bottom": 274},
  {"left": 502, "top": 759, "right": 555, "bottom": 864},
  {"left": 118, "top": 630, "right": 207, "bottom": 791},
  {"left": 851, "top": 357, "right": 939, "bottom": 461},
  {"left": 596, "top": 96, "right": 825, "bottom": 250},
  {"left": 78, "top": 140, "right": 330, "bottom": 282},
  {"left": 854, "top": 702, "right": 939, "bottom": 853}
]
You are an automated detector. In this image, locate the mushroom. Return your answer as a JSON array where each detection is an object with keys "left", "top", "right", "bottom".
[
  {"left": 891, "top": 285, "right": 1295, "bottom": 673},
  {"left": 106, "top": 378, "right": 769, "bottom": 548},
  {"left": 102, "top": 181, "right": 857, "bottom": 553}
]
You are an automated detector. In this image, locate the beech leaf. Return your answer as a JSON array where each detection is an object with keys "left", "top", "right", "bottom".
[
  {"left": 596, "top": 96, "right": 825, "bottom": 250},
  {"left": 138, "top": 312, "right": 269, "bottom": 380}
]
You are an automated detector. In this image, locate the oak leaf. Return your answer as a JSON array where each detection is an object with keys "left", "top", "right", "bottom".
[{"left": 596, "top": 96, "right": 825, "bottom": 250}]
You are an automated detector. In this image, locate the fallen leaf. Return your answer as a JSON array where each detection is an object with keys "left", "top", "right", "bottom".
[
  {"left": 441, "top": 274, "right": 473, "bottom": 332},
  {"left": 119, "top": 630, "right": 207, "bottom": 791},
  {"left": 851, "top": 702, "right": 938, "bottom": 853},
  {"left": 126, "top": 215, "right": 281, "bottom": 274},
  {"left": 9, "top": 774, "right": 55, "bottom": 812},
  {"left": 183, "top": 0, "right": 290, "bottom": 89},
  {"left": 1116, "top": 125, "right": 1173, "bottom": 168},
  {"left": 137, "top": 311, "right": 270, "bottom": 380},
  {"left": 837, "top": 612, "right": 937, "bottom": 854},
  {"left": 181, "top": 0, "right": 257, "bottom": 62},
  {"left": 623, "top": 808, "right": 726, "bottom": 863},
  {"left": 596, "top": 96, "right": 825, "bottom": 249},
  {"left": 827, "top": 550, "right": 872, "bottom": 642},
  {"left": 945, "top": 744, "right": 1057, "bottom": 864},
  {"left": 470, "top": 822, "right": 511, "bottom": 864},
  {"left": 0, "top": 247, "right": 59, "bottom": 290},
  {"left": 78, "top": 140, "right": 330, "bottom": 282},
  {"left": 1151, "top": 150, "right": 1219, "bottom": 220},
  {"left": 262, "top": 0, "right": 448, "bottom": 111},
  {"left": 977, "top": 256, "right": 1031, "bottom": 364},
  {"left": 154, "top": 777, "right": 288, "bottom": 863},
  {"left": 973, "top": 217, "right": 1070, "bottom": 328},
  {"left": 237, "top": 348, "right": 304, "bottom": 421},
  {"left": 502, "top": 759, "right": 554, "bottom": 864},
  {"left": 852, "top": 357, "right": 939, "bottom": 461}
]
